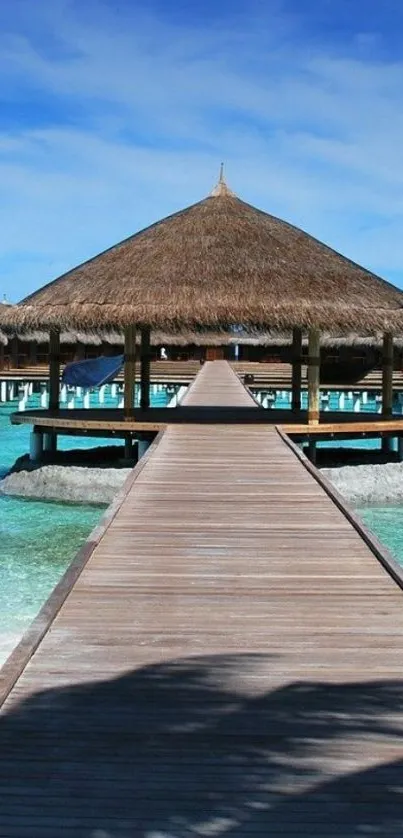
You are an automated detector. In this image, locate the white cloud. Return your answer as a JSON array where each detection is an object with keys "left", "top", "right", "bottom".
[{"left": 0, "top": 0, "right": 403, "bottom": 300}]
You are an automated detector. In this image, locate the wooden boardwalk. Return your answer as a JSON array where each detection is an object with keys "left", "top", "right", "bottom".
[{"left": 1, "top": 361, "right": 403, "bottom": 835}]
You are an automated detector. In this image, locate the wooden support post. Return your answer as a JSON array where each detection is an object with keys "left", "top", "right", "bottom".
[
  {"left": 49, "top": 328, "right": 61, "bottom": 411},
  {"left": 382, "top": 332, "right": 393, "bottom": 418},
  {"left": 44, "top": 431, "right": 57, "bottom": 456},
  {"left": 308, "top": 437, "right": 317, "bottom": 465},
  {"left": 124, "top": 435, "right": 133, "bottom": 460},
  {"left": 74, "top": 341, "right": 85, "bottom": 362},
  {"left": 0, "top": 341, "right": 4, "bottom": 371},
  {"left": 307, "top": 328, "right": 320, "bottom": 425},
  {"left": 140, "top": 326, "right": 151, "bottom": 410},
  {"left": 30, "top": 429, "right": 44, "bottom": 462},
  {"left": 382, "top": 332, "right": 394, "bottom": 454},
  {"left": 29, "top": 340, "right": 37, "bottom": 366},
  {"left": 10, "top": 336, "right": 19, "bottom": 369},
  {"left": 124, "top": 325, "right": 136, "bottom": 419},
  {"left": 291, "top": 327, "right": 302, "bottom": 413}
]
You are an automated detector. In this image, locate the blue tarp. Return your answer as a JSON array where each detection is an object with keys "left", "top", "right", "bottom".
[{"left": 62, "top": 354, "right": 124, "bottom": 388}]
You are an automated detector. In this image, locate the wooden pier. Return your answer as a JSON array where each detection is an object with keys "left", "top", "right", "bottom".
[{"left": 1, "top": 361, "right": 403, "bottom": 835}]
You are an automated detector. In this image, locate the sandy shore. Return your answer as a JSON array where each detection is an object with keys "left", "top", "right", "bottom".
[
  {"left": 0, "top": 465, "right": 131, "bottom": 505},
  {"left": 1, "top": 457, "right": 402, "bottom": 508},
  {"left": 321, "top": 462, "right": 403, "bottom": 505}
]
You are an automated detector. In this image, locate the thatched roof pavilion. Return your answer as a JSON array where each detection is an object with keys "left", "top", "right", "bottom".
[
  {"left": 1, "top": 171, "right": 402, "bottom": 427},
  {"left": 2, "top": 173, "right": 403, "bottom": 334}
]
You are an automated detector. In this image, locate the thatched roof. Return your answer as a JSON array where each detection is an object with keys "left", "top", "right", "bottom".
[
  {"left": 3, "top": 175, "right": 403, "bottom": 334},
  {"left": 6, "top": 327, "right": 403, "bottom": 349}
]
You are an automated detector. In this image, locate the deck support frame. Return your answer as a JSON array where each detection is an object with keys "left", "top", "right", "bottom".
[
  {"left": 307, "top": 328, "right": 320, "bottom": 425},
  {"left": 124, "top": 325, "right": 137, "bottom": 420},
  {"left": 140, "top": 326, "right": 151, "bottom": 410},
  {"left": 382, "top": 331, "right": 394, "bottom": 454},
  {"left": 49, "top": 328, "right": 61, "bottom": 412},
  {"left": 291, "top": 327, "right": 302, "bottom": 413}
]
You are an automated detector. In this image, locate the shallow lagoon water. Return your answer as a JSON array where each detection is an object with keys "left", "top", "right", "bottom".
[
  {"left": 0, "top": 400, "right": 105, "bottom": 662},
  {"left": 358, "top": 506, "right": 403, "bottom": 564},
  {"left": 0, "top": 384, "right": 174, "bottom": 664}
]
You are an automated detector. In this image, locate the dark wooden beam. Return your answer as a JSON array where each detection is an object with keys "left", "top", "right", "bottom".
[
  {"left": 124, "top": 325, "right": 136, "bottom": 419},
  {"left": 382, "top": 331, "right": 394, "bottom": 454},
  {"left": 49, "top": 328, "right": 60, "bottom": 411},
  {"left": 307, "top": 328, "right": 320, "bottom": 425},
  {"left": 140, "top": 327, "right": 151, "bottom": 410},
  {"left": 291, "top": 327, "right": 302, "bottom": 413}
]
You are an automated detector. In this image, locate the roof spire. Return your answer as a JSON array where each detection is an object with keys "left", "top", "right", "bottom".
[{"left": 209, "top": 163, "right": 236, "bottom": 198}]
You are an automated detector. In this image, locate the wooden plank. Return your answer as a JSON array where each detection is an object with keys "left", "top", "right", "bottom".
[
  {"left": 48, "top": 328, "right": 60, "bottom": 411},
  {"left": 291, "top": 327, "right": 302, "bottom": 412},
  {"left": 307, "top": 328, "right": 320, "bottom": 424},
  {"left": 140, "top": 326, "right": 151, "bottom": 410},
  {"left": 382, "top": 332, "right": 394, "bottom": 418},
  {"left": 1, "top": 361, "right": 403, "bottom": 836},
  {"left": 123, "top": 324, "right": 136, "bottom": 418}
]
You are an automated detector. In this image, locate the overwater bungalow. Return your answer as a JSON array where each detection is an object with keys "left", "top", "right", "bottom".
[{"left": 1, "top": 171, "right": 403, "bottom": 437}]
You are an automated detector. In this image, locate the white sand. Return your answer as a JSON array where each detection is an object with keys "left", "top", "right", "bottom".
[
  {"left": 0, "top": 465, "right": 131, "bottom": 505},
  {"left": 2, "top": 459, "right": 403, "bottom": 508},
  {"left": 0, "top": 631, "right": 24, "bottom": 667},
  {"left": 321, "top": 462, "right": 403, "bottom": 505}
]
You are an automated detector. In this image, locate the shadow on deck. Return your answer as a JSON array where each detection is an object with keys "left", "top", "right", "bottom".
[{"left": 1, "top": 654, "right": 403, "bottom": 836}]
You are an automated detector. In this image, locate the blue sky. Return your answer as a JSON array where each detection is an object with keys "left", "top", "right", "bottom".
[{"left": 1, "top": 0, "right": 403, "bottom": 301}]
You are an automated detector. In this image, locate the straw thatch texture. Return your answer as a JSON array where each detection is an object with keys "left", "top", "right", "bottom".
[
  {"left": 3, "top": 326, "right": 403, "bottom": 349},
  {"left": 3, "top": 183, "right": 403, "bottom": 333}
]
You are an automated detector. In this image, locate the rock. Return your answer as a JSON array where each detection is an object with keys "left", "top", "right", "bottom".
[
  {"left": 321, "top": 462, "right": 403, "bottom": 505},
  {"left": 0, "top": 465, "right": 131, "bottom": 505}
]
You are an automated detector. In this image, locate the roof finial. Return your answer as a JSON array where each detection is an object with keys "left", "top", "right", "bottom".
[{"left": 209, "top": 163, "right": 236, "bottom": 198}]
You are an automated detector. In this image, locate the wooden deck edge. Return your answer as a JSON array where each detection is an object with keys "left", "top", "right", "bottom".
[
  {"left": 176, "top": 371, "right": 198, "bottom": 404},
  {"left": 0, "top": 430, "right": 166, "bottom": 709},
  {"left": 276, "top": 426, "right": 403, "bottom": 593},
  {"left": 233, "top": 368, "right": 263, "bottom": 407},
  {"left": 280, "top": 418, "right": 403, "bottom": 435},
  {"left": 10, "top": 412, "right": 167, "bottom": 432}
]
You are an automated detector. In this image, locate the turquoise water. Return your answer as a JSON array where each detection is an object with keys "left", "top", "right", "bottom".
[
  {"left": 253, "top": 387, "right": 403, "bottom": 415},
  {"left": 0, "top": 400, "right": 103, "bottom": 662},
  {"left": 358, "top": 507, "right": 403, "bottom": 565},
  {"left": 0, "top": 383, "right": 176, "bottom": 664}
]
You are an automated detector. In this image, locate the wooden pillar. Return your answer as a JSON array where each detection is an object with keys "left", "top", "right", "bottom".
[
  {"left": 49, "top": 328, "right": 61, "bottom": 411},
  {"left": 74, "top": 341, "right": 85, "bottom": 361},
  {"left": 124, "top": 325, "right": 136, "bottom": 419},
  {"left": 382, "top": 331, "right": 394, "bottom": 454},
  {"left": 308, "top": 437, "right": 317, "bottom": 465},
  {"left": 30, "top": 429, "right": 44, "bottom": 462},
  {"left": 140, "top": 326, "right": 151, "bottom": 410},
  {"left": 29, "top": 340, "right": 37, "bottom": 366},
  {"left": 291, "top": 327, "right": 302, "bottom": 413},
  {"left": 0, "top": 341, "right": 4, "bottom": 371},
  {"left": 124, "top": 435, "right": 133, "bottom": 460},
  {"left": 382, "top": 332, "right": 393, "bottom": 418},
  {"left": 10, "top": 336, "right": 19, "bottom": 369},
  {"left": 307, "top": 328, "right": 320, "bottom": 425}
]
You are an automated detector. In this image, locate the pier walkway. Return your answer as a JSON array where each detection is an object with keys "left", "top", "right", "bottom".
[{"left": 1, "top": 362, "right": 403, "bottom": 835}]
